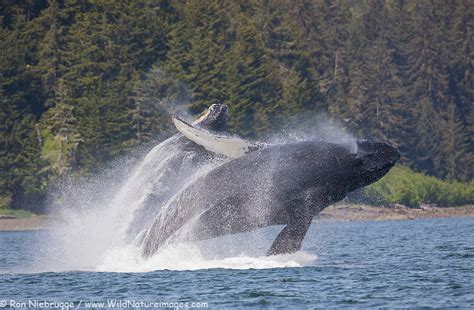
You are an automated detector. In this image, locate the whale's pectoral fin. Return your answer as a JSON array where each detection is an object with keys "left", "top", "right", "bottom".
[
  {"left": 266, "top": 201, "right": 322, "bottom": 256},
  {"left": 267, "top": 217, "right": 312, "bottom": 256},
  {"left": 173, "top": 115, "right": 263, "bottom": 158},
  {"left": 267, "top": 189, "right": 328, "bottom": 256}
]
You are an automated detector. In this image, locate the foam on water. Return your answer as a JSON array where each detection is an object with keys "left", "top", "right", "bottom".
[{"left": 97, "top": 244, "right": 316, "bottom": 272}]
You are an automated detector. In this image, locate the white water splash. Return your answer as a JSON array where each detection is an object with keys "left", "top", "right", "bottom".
[
  {"left": 44, "top": 134, "right": 223, "bottom": 271},
  {"left": 97, "top": 244, "right": 316, "bottom": 272}
]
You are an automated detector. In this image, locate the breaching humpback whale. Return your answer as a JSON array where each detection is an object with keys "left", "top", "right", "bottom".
[{"left": 141, "top": 105, "right": 400, "bottom": 257}]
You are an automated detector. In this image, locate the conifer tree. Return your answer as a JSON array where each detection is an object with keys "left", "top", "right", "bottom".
[
  {"left": 447, "top": 0, "right": 473, "bottom": 129},
  {"left": 441, "top": 102, "right": 471, "bottom": 180},
  {"left": 361, "top": 1, "right": 411, "bottom": 152},
  {"left": 131, "top": 65, "right": 186, "bottom": 144},
  {"left": 223, "top": 8, "right": 281, "bottom": 137},
  {"left": 402, "top": 1, "right": 450, "bottom": 175},
  {"left": 0, "top": 8, "right": 46, "bottom": 209}
]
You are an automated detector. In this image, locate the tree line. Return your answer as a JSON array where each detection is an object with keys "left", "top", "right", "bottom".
[{"left": 0, "top": 0, "right": 472, "bottom": 211}]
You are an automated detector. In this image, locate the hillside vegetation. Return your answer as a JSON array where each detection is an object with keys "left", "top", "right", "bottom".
[
  {"left": 359, "top": 166, "right": 474, "bottom": 208},
  {"left": 1, "top": 0, "right": 473, "bottom": 211}
]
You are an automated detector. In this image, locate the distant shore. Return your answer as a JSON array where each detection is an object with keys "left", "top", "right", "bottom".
[
  {"left": 0, "top": 216, "right": 52, "bottom": 231},
  {"left": 316, "top": 204, "right": 474, "bottom": 222},
  {"left": 1, "top": 204, "right": 473, "bottom": 231}
]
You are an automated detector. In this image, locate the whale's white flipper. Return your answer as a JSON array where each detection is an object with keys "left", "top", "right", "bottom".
[{"left": 173, "top": 116, "right": 262, "bottom": 158}]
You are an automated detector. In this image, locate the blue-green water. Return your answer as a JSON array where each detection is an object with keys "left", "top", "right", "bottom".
[{"left": 1, "top": 217, "right": 473, "bottom": 309}]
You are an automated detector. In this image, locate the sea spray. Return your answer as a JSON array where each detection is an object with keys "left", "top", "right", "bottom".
[
  {"left": 43, "top": 134, "right": 224, "bottom": 271},
  {"left": 268, "top": 113, "right": 357, "bottom": 153}
]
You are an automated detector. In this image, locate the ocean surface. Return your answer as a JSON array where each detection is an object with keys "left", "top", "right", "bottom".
[{"left": 1, "top": 217, "right": 473, "bottom": 309}]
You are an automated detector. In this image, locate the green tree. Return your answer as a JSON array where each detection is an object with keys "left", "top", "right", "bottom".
[
  {"left": 403, "top": 1, "right": 450, "bottom": 176},
  {"left": 440, "top": 102, "right": 471, "bottom": 180},
  {"left": 223, "top": 9, "right": 281, "bottom": 137},
  {"left": 131, "top": 65, "right": 186, "bottom": 144}
]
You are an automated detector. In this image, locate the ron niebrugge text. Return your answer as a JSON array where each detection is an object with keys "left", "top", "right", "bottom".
[{"left": 1, "top": 299, "right": 209, "bottom": 309}]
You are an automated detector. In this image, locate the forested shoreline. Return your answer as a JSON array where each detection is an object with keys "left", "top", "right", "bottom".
[{"left": 1, "top": 0, "right": 473, "bottom": 211}]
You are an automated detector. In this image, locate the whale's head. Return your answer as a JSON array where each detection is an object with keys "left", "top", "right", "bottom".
[
  {"left": 269, "top": 140, "right": 399, "bottom": 203},
  {"left": 349, "top": 140, "right": 400, "bottom": 190},
  {"left": 196, "top": 104, "right": 228, "bottom": 132}
]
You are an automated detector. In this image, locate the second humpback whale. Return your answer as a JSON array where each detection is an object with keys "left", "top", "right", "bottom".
[{"left": 141, "top": 109, "right": 400, "bottom": 257}]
